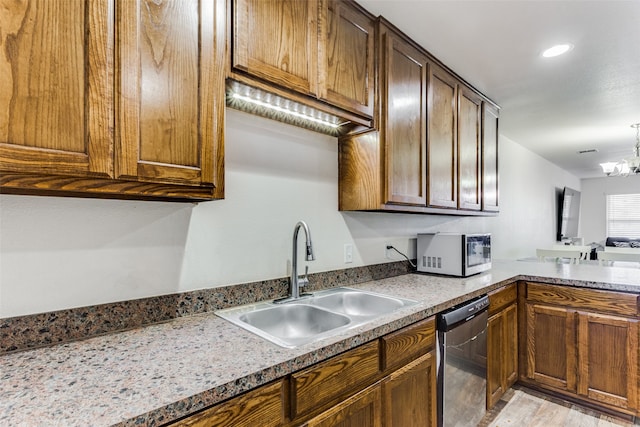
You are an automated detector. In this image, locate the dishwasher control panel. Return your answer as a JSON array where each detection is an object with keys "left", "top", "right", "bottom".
[{"left": 437, "top": 295, "right": 489, "bottom": 331}]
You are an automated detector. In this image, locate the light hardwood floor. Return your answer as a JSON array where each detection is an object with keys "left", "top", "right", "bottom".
[{"left": 478, "top": 386, "right": 639, "bottom": 427}]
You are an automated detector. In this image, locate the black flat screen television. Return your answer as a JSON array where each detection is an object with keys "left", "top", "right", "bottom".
[{"left": 557, "top": 186, "right": 581, "bottom": 242}]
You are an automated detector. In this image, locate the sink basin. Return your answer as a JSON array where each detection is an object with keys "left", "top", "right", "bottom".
[
  {"left": 239, "top": 304, "right": 350, "bottom": 344},
  {"left": 310, "top": 290, "right": 406, "bottom": 317},
  {"left": 216, "top": 287, "right": 418, "bottom": 348}
]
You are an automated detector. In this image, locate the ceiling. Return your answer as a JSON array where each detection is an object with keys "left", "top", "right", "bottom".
[{"left": 357, "top": 0, "right": 640, "bottom": 178}]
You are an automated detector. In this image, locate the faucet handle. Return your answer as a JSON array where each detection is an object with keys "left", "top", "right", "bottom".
[{"left": 298, "top": 265, "right": 310, "bottom": 288}]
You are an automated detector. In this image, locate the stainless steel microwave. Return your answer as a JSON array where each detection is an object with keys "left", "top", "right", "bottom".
[{"left": 416, "top": 233, "right": 491, "bottom": 277}]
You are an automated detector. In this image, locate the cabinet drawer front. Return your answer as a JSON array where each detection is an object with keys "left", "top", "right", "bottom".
[
  {"left": 488, "top": 284, "right": 517, "bottom": 316},
  {"left": 291, "top": 340, "right": 380, "bottom": 418},
  {"left": 171, "top": 379, "right": 285, "bottom": 427},
  {"left": 526, "top": 283, "right": 639, "bottom": 317},
  {"left": 381, "top": 317, "right": 435, "bottom": 372}
]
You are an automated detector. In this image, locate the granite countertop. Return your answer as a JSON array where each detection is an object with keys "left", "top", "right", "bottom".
[{"left": 2, "top": 260, "right": 639, "bottom": 427}]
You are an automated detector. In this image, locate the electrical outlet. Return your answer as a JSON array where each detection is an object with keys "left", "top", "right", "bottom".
[
  {"left": 344, "top": 244, "right": 353, "bottom": 263},
  {"left": 385, "top": 243, "right": 393, "bottom": 259}
]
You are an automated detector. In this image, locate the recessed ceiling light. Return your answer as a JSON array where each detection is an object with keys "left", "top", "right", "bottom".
[{"left": 542, "top": 43, "right": 574, "bottom": 58}]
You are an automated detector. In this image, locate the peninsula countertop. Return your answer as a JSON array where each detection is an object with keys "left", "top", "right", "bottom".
[{"left": 2, "top": 260, "right": 639, "bottom": 427}]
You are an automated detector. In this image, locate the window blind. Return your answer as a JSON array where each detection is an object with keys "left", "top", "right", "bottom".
[{"left": 606, "top": 193, "right": 640, "bottom": 238}]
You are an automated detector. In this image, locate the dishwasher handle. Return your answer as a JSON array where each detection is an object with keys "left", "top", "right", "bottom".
[{"left": 438, "top": 295, "right": 489, "bottom": 332}]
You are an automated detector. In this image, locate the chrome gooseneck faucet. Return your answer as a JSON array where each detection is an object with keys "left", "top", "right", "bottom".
[{"left": 275, "top": 221, "right": 315, "bottom": 303}]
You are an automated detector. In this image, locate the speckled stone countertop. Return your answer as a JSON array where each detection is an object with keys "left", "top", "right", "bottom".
[{"left": 2, "top": 260, "right": 639, "bottom": 427}]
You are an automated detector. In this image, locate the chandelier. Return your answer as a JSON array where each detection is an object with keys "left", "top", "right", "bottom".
[{"left": 600, "top": 123, "right": 640, "bottom": 176}]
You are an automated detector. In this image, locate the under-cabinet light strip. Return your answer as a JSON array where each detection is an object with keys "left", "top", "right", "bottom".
[{"left": 231, "top": 93, "right": 340, "bottom": 129}]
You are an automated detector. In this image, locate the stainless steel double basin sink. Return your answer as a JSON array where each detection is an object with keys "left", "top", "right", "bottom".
[{"left": 215, "top": 287, "right": 418, "bottom": 348}]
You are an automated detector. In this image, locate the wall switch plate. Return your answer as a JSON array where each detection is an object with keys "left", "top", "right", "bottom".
[{"left": 344, "top": 244, "right": 353, "bottom": 263}]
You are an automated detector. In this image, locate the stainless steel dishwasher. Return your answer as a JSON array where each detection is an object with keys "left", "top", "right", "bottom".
[{"left": 437, "top": 295, "right": 489, "bottom": 427}]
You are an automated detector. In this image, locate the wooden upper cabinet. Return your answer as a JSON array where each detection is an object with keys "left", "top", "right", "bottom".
[
  {"left": 0, "top": 0, "right": 113, "bottom": 179},
  {"left": 427, "top": 63, "right": 457, "bottom": 209},
  {"left": 457, "top": 85, "right": 482, "bottom": 210},
  {"left": 1, "top": 0, "right": 225, "bottom": 200},
  {"left": 232, "top": 0, "right": 319, "bottom": 95},
  {"left": 379, "top": 23, "right": 428, "bottom": 206},
  {"left": 230, "top": 0, "right": 374, "bottom": 122},
  {"left": 482, "top": 102, "right": 499, "bottom": 212},
  {"left": 117, "top": 0, "right": 224, "bottom": 193},
  {"left": 338, "top": 19, "right": 498, "bottom": 215},
  {"left": 318, "top": 0, "right": 375, "bottom": 118}
]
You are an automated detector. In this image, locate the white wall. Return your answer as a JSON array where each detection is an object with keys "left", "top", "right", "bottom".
[
  {"left": 0, "top": 110, "right": 580, "bottom": 317},
  {"left": 579, "top": 175, "right": 640, "bottom": 245}
]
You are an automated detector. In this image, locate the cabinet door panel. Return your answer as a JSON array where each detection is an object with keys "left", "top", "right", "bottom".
[
  {"left": 319, "top": 0, "right": 374, "bottom": 118},
  {"left": 305, "top": 383, "right": 382, "bottom": 427},
  {"left": 526, "top": 303, "right": 577, "bottom": 392},
  {"left": 482, "top": 102, "right": 499, "bottom": 211},
  {"left": 233, "top": 0, "right": 318, "bottom": 95},
  {"left": 457, "top": 86, "right": 482, "bottom": 210},
  {"left": 503, "top": 303, "right": 518, "bottom": 388},
  {"left": 427, "top": 65, "right": 457, "bottom": 208},
  {"left": 577, "top": 312, "right": 638, "bottom": 410},
  {"left": 382, "top": 351, "right": 437, "bottom": 427},
  {"left": 118, "top": 0, "right": 223, "bottom": 189},
  {"left": 0, "top": 0, "right": 113, "bottom": 178},
  {"left": 486, "top": 312, "right": 505, "bottom": 409},
  {"left": 381, "top": 33, "right": 427, "bottom": 206},
  {"left": 487, "top": 299, "right": 517, "bottom": 409}
]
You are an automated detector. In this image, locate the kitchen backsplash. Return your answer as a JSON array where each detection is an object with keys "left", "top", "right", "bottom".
[{"left": 0, "top": 260, "right": 413, "bottom": 354}]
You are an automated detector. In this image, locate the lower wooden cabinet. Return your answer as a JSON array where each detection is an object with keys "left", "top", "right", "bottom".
[
  {"left": 382, "top": 351, "right": 437, "bottom": 426},
  {"left": 486, "top": 284, "right": 518, "bottom": 409},
  {"left": 1, "top": 0, "right": 226, "bottom": 201},
  {"left": 521, "top": 282, "right": 640, "bottom": 416}
]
